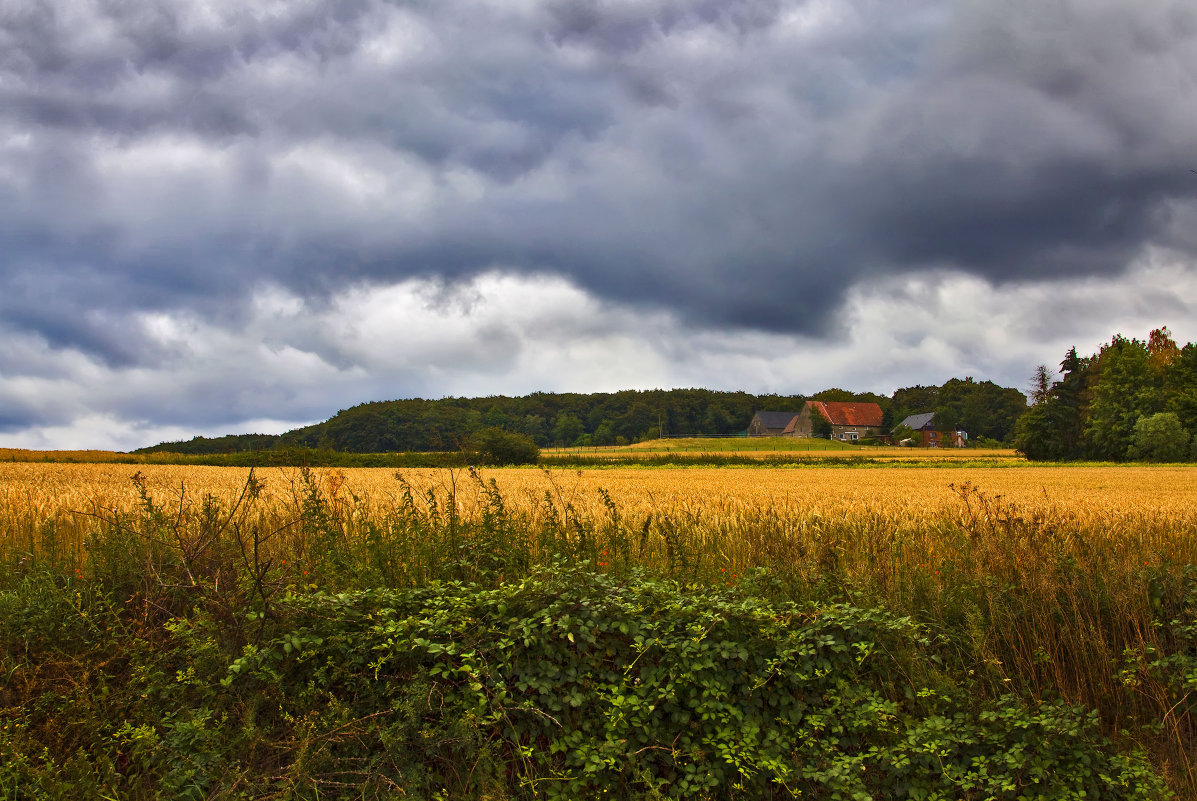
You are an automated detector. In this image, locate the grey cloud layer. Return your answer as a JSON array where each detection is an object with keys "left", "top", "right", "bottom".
[
  {"left": 3, "top": 0, "right": 1197, "bottom": 366},
  {"left": 4, "top": 263, "right": 1195, "bottom": 450}
]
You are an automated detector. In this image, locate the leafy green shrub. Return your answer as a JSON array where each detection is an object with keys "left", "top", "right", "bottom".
[
  {"left": 463, "top": 427, "right": 539, "bottom": 466},
  {"left": 0, "top": 568, "right": 1177, "bottom": 800},
  {"left": 218, "top": 569, "right": 1167, "bottom": 800},
  {"left": 971, "top": 435, "right": 1005, "bottom": 448},
  {"left": 890, "top": 424, "right": 917, "bottom": 445},
  {"left": 811, "top": 408, "right": 833, "bottom": 438},
  {"left": 1128, "top": 412, "right": 1192, "bottom": 462}
]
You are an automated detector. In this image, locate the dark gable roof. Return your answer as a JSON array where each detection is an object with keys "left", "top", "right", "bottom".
[
  {"left": 898, "top": 412, "right": 935, "bottom": 431},
  {"left": 807, "top": 401, "right": 884, "bottom": 427},
  {"left": 754, "top": 411, "right": 800, "bottom": 429}
]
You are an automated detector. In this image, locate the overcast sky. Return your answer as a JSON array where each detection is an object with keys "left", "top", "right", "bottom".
[{"left": 3, "top": 0, "right": 1197, "bottom": 450}]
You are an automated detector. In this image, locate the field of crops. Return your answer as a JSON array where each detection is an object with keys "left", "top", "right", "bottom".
[
  {"left": 1, "top": 439, "right": 1027, "bottom": 466},
  {"left": 2, "top": 459, "right": 1196, "bottom": 798},
  {"left": 544, "top": 436, "right": 1022, "bottom": 461},
  {"left": 5, "top": 462, "right": 1196, "bottom": 577},
  {"left": 8, "top": 459, "right": 1193, "bottom": 525}
]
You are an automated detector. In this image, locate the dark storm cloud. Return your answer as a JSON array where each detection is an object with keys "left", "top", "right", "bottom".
[
  {"left": 0, "top": 406, "right": 46, "bottom": 433},
  {"left": 545, "top": 0, "right": 786, "bottom": 52},
  {"left": 2, "top": 0, "right": 1196, "bottom": 366}
]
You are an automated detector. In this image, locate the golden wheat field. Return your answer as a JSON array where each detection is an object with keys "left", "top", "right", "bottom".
[
  {"left": 0, "top": 460, "right": 1194, "bottom": 509},
  {"left": 545, "top": 441, "right": 1022, "bottom": 461},
  {"left": 4, "top": 461, "right": 1197, "bottom": 559},
  {"left": 4, "top": 460, "right": 1196, "bottom": 515}
]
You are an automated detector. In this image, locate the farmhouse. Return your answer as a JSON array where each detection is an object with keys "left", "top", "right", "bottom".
[
  {"left": 896, "top": 412, "right": 968, "bottom": 447},
  {"left": 746, "top": 410, "right": 801, "bottom": 437},
  {"left": 792, "top": 401, "right": 885, "bottom": 441}
]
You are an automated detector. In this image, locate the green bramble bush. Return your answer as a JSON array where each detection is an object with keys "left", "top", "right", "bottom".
[
  {"left": 4, "top": 569, "right": 1165, "bottom": 800},
  {"left": 463, "top": 427, "right": 540, "bottom": 466}
]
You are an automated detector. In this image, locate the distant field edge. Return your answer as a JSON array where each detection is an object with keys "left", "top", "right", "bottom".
[{"left": 0, "top": 444, "right": 1164, "bottom": 469}]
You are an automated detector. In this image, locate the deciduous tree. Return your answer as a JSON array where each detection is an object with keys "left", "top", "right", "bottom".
[{"left": 1127, "top": 413, "right": 1190, "bottom": 462}]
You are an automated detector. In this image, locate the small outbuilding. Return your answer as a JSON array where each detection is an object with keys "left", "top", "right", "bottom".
[
  {"left": 747, "top": 411, "right": 801, "bottom": 437},
  {"left": 896, "top": 412, "right": 968, "bottom": 447}
]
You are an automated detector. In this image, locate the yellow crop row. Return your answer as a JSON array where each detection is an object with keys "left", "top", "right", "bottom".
[
  {"left": 3, "top": 462, "right": 1196, "bottom": 557},
  {"left": 3, "top": 461, "right": 1195, "bottom": 516}
]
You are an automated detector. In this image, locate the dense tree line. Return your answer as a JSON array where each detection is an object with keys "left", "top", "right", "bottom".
[
  {"left": 890, "top": 379, "right": 1028, "bottom": 443},
  {"left": 138, "top": 390, "right": 803, "bottom": 453},
  {"left": 134, "top": 433, "right": 281, "bottom": 455},
  {"left": 138, "top": 379, "right": 1029, "bottom": 456},
  {"left": 1014, "top": 328, "right": 1197, "bottom": 461},
  {"left": 275, "top": 389, "right": 816, "bottom": 451}
]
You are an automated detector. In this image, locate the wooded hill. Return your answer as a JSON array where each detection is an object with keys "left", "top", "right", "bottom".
[{"left": 137, "top": 380, "right": 1028, "bottom": 454}]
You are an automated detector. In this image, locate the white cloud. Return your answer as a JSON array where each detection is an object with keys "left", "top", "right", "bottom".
[{"left": 2, "top": 252, "right": 1195, "bottom": 450}]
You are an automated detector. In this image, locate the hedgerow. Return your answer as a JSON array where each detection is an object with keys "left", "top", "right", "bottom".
[{"left": 1, "top": 567, "right": 1170, "bottom": 800}]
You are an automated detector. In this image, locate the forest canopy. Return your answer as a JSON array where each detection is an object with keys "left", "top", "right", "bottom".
[{"left": 1014, "top": 328, "right": 1197, "bottom": 462}]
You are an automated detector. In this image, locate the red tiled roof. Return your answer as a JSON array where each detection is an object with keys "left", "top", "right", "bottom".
[{"left": 807, "top": 401, "right": 884, "bottom": 427}]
